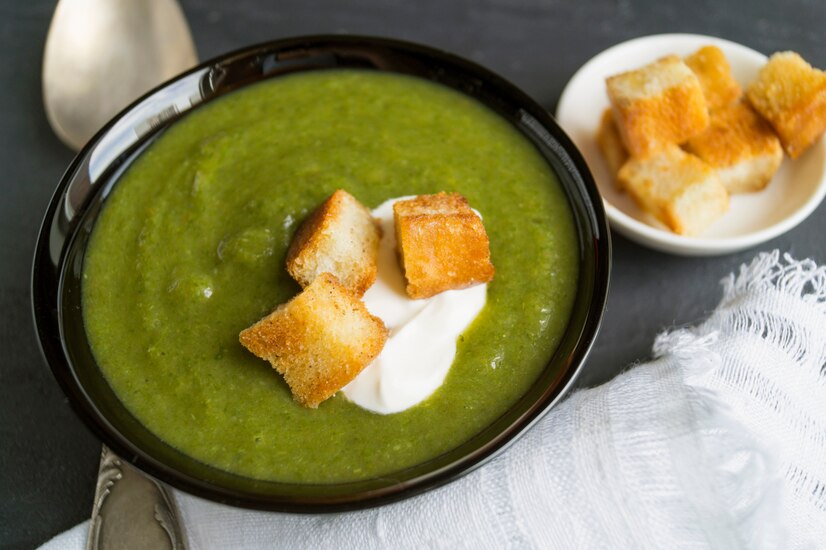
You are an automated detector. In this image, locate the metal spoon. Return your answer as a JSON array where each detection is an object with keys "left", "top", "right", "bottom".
[
  {"left": 42, "top": 0, "right": 198, "bottom": 150},
  {"left": 87, "top": 445, "right": 186, "bottom": 550}
]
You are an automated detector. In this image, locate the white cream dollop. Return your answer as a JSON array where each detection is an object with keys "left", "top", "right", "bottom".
[{"left": 341, "top": 197, "right": 487, "bottom": 415}]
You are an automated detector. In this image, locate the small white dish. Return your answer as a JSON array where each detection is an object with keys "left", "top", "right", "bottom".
[{"left": 556, "top": 33, "right": 826, "bottom": 256}]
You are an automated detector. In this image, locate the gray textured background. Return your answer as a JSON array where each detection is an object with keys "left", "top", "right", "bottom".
[{"left": 2, "top": 0, "right": 824, "bottom": 547}]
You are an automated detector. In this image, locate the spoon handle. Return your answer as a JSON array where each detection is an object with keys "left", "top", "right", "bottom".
[{"left": 86, "top": 445, "right": 187, "bottom": 550}]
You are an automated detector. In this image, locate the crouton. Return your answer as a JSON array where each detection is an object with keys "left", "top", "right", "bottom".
[
  {"left": 685, "top": 101, "right": 783, "bottom": 193},
  {"left": 286, "top": 189, "right": 380, "bottom": 296},
  {"left": 606, "top": 55, "right": 709, "bottom": 157},
  {"left": 394, "top": 192, "right": 494, "bottom": 299},
  {"left": 746, "top": 51, "right": 826, "bottom": 159},
  {"left": 618, "top": 145, "right": 729, "bottom": 235},
  {"left": 239, "top": 273, "right": 388, "bottom": 408},
  {"left": 597, "top": 109, "right": 629, "bottom": 188},
  {"left": 684, "top": 45, "right": 742, "bottom": 109}
]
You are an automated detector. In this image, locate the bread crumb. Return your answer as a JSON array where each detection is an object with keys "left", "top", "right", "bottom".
[
  {"left": 239, "top": 273, "right": 388, "bottom": 408},
  {"left": 685, "top": 101, "right": 783, "bottom": 193},
  {"left": 596, "top": 109, "right": 629, "bottom": 188},
  {"left": 286, "top": 189, "right": 380, "bottom": 296},
  {"left": 618, "top": 144, "right": 729, "bottom": 235},
  {"left": 684, "top": 45, "right": 742, "bottom": 109},
  {"left": 747, "top": 51, "right": 826, "bottom": 158},
  {"left": 606, "top": 55, "right": 710, "bottom": 157},
  {"left": 394, "top": 192, "right": 494, "bottom": 299}
]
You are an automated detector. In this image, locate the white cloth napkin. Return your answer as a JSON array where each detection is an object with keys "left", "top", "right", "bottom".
[{"left": 40, "top": 251, "right": 826, "bottom": 549}]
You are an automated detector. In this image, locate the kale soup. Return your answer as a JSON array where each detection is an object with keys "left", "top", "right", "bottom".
[{"left": 82, "top": 70, "right": 579, "bottom": 483}]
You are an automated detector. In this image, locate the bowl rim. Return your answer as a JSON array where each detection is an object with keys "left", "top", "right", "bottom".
[{"left": 32, "top": 34, "right": 611, "bottom": 511}]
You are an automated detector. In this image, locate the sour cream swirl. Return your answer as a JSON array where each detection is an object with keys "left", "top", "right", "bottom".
[{"left": 342, "top": 197, "right": 487, "bottom": 414}]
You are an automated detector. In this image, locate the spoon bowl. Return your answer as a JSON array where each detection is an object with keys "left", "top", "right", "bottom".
[{"left": 42, "top": 0, "right": 197, "bottom": 150}]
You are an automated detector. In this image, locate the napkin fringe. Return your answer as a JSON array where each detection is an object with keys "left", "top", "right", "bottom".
[
  {"left": 652, "top": 330, "right": 718, "bottom": 359},
  {"left": 721, "top": 250, "right": 826, "bottom": 310},
  {"left": 716, "top": 250, "right": 826, "bottom": 391}
]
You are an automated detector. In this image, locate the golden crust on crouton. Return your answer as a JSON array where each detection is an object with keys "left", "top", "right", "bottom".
[
  {"left": 747, "top": 51, "right": 826, "bottom": 159},
  {"left": 394, "top": 192, "right": 494, "bottom": 299},
  {"left": 606, "top": 55, "right": 710, "bottom": 157},
  {"left": 597, "top": 109, "right": 629, "bottom": 188},
  {"left": 685, "top": 101, "right": 783, "bottom": 193},
  {"left": 239, "top": 273, "right": 388, "bottom": 408},
  {"left": 394, "top": 192, "right": 470, "bottom": 216},
  {"left": 684, "top": 45, "right": 742, "bottom": 109},
  {"left": 286, "top": 189, "right": 380, "bottom": 296},
  {"left": 618, "top": 145, "right": 729, "bottom": 235}
]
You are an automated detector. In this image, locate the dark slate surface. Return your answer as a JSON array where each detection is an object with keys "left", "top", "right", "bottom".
[{"left": 2, "top": 1, "right": 824, "bottom": 547}]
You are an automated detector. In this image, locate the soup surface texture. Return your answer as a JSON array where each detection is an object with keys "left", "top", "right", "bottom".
[{"left": 83, "top": 70, "right": 579, "bottom": 483}]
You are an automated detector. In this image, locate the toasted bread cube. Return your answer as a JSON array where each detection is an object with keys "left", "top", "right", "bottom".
[
  {"left": 394, "top": 193, "right": 494, "bottom": 299},
  {"left": 747, "top": 52, "right": 826, "bottom": 158},
  {"left": 239, "top": 273, "right": 388, "bottom": 408},
  {"left": 618, "top": 145, "right": 729, "bottom": 235},
  {"left": 685, "top": 101, "right": 783, "bottom": 193},
  {"left": 684, "top": 46, "right": 742, "bottom": 109},
  {"left": 606, "top": 55, "right": 710, "bottom": 157},
  {"left": 286, "top": 189, "right": 380, "bottom": 296},
  {"left": 597, "top": 109, "right": 629, "bottom": 188}
]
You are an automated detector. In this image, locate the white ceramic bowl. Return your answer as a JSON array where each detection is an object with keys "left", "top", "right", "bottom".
[{"left": 556, "top": 33, "right": 826, "bottom": 256}]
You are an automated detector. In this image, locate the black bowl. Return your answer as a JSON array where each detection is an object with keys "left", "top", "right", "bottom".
[{"left": 32, "top": 35, "right": 610, "bottom": 511}]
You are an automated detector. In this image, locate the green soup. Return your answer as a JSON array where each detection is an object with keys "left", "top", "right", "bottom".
[{"left": 82, "top": 70, "right": 579, "bottom": 483}]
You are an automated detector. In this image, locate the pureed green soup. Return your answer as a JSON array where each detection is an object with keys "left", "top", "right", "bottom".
[{"left": 83, "top": 70, "right": 579, "bottom": 483}]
